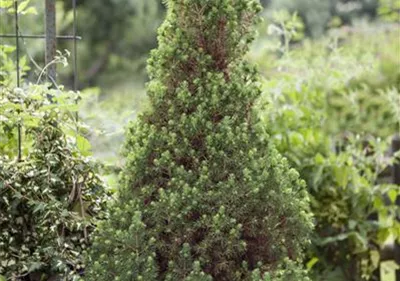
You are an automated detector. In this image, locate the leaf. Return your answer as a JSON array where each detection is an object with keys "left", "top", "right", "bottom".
[
  {"left": 370, "top": 250, "right": 380, "bottom": 269},
  {"left": 381, "top": 261, "right": 399, "bottom": 280},
  {"left": 0, "top": 275, "right": 6, "bottom": 281},
  {"left": 33, "top": 202, "right": 46, "bottom": 214},
  {"left": 306, "top": 257, "right": 319, "bottom": 269},
  {"left": 0, "top": 0, "right": 13, "bottom": 9},
  {"left": 0, "top": 44, "right": 16, "bottom": 53},
  {"left": 319, "top": 233, "right": 350, "bottom": 246},
  {"left": 16, "top": 217, "right": 24, "bottom": 224},
  {"left": 374, "top": 196, "right": 384, "bottom": 210},
  {"left": 377, "top": 228, "right": 391, "bottom": 244},
  {"left": 312, "top": 165, "right": 324, "bottom": 190},
  {"left": 76, "top": 135, "right": 92, "bottom": 156},
  {"left": 351, "top": 232, "right": 368, "bottom": 253},
  {"left": 17, "top": 0, "right": 29, "bottom": 13},
  {"left": 388, "top": 189, "right": 398, "bottom": 204},
  {"left": 315, "top": 153, "right": 324, "bottom": 165},
  {"left": 21, "top": 6, "right": 37, "bottom": 15},
  {"left": 27, "top": 261, "right": 43, "bottom": 273},
  {"left": 348, "top": 220, "right": 357, "bottom": 230},
  {"left": 333, "top": 166, "right": 349, "bottom": 187}
]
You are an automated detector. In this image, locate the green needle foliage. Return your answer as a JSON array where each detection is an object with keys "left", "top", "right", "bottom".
[{"left": 86, "top": 0, "right": 313, "bottom": 280}]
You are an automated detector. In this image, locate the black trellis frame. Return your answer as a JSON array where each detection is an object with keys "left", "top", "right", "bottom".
[
  {"left": 0, "top": 0, "right": 80, "bottom": 90},
  {"left": 0, "top": 0, "right": 81, "bottom": 162}
]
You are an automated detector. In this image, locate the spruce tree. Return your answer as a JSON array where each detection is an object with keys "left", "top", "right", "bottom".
[{"left": 86, "top": 0, "right": 313, "bottom": 280}]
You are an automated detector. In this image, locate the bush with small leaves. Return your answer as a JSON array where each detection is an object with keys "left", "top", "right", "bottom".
[
  {"left": 254, "top": 22, "right": 400, "bottom": 280},
  {"left": 86, "top": 1, "right": 313, "bottom": 280},
  {"left": 0, "top": 87, "right": 108, "bottom": 280}
]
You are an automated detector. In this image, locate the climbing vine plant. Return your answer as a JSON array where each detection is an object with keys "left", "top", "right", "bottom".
[{"left": 0, "top": 40, "right": 108, "bottom": 280}]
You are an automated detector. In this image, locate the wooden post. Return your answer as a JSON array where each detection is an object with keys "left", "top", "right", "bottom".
[{"left": 45, "top": 0, "right": 56, "bottom": 84}]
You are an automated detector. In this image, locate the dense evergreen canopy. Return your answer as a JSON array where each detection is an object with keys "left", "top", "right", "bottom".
[{"left": 86, "top": 0, "right": 313, "bottom": 280}]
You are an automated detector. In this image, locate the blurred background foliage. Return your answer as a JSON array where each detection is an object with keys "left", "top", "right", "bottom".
[
  {"left": 251, "top": 19, "right": 400, "bottom": 279},
  {"left": 1, "top": 0, "right": 399, "bottom": 280}
]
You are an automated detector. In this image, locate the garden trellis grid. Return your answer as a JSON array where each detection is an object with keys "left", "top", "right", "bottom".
[{"left": 0, "top": 0, "right": 80, "bottom": 161}]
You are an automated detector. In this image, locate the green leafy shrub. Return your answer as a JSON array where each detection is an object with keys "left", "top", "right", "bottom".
[
  {"left": 0, "top": 47, "right": 109, "bottom": 279},
  {"left": 86, "top": 1, "right": 313, "bottom": 280},
  {"left": 253, "top": 22, "right": 400, "bottom": 280},
  {"left": 326, "top": 29, "right": 400, "bottom": 138}
]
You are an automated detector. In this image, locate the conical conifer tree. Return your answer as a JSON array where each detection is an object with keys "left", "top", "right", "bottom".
[{"left": 86, "top": 1, "right": 313, "bottom": 280}]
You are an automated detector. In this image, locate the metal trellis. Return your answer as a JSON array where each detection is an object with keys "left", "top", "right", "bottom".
[
  {"left": 0, "top": 0, "right": 80, "bottom": 163},
  {"left": 0, "top": 0, "right": 81, "bottom": 90}
]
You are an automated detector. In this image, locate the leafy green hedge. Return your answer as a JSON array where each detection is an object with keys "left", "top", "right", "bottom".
[{"left": 0, "top": 50, "right": 109, "bottom": 279}]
